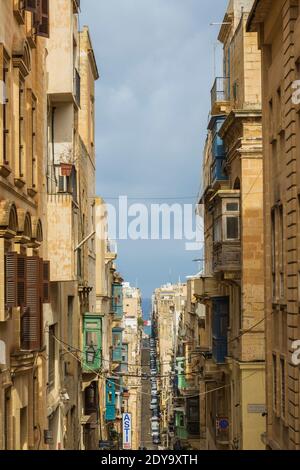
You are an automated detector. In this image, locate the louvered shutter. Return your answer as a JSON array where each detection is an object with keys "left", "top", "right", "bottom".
[
  {"left": 36, "top": 0, "right": 49, "bottom": 38},
  {"left": 42, "top": 260, "right": 50, "bottom": 303},
  {"left": 21, "top": 306, "right": 31, "bottom": 350},
  {"left": 5, "top": 253, "right": 18, "bottom": 310},
  {"left": 24, "top": 0, "right": 37, "bottom": 12},
  {"left": 17, "top": 255, "right": 26, "bottom": 307},
  {"left": 26, "top": 257, "right": 41, "bottom": 351}
]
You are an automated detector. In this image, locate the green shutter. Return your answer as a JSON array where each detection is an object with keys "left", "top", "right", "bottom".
[{"left": 83, "top": 315, "right": 102, "bottom": 371}]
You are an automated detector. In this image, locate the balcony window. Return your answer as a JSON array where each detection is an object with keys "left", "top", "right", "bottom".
[
  {"left": 83, "top": 316, "right": 102, "bottom": 371},
  {"left": 213, "top": 198, "right": 240, "bottom": 243},
  {"left": 208, "top": 116, "right": 228, "bottom": 184},
  {"left": 105, "top": 381, "right": 116, "bottom": 421},
  {"left": 121, "top": 344, "right": 128, "bottom": 372},
  {"left": 176, "top": 357, "right": 186, "bottom": 391},
  {"left": 112, "top": 283, "right": 123, "bottom": 319},
  {"left": 34, "top": 0, "right": 50, "bottom": 38},
  {"left": 226, "top": 216, "right": 239, "bottom": 240},
  {"left": 175, "top": 411, "right": 188, "bottom": 440},
  {"left": 112, "top": 328, "right": 122, "bottom": 363},
  {"left": 212, "top": 297, "right": 229, "bottom": 364}
]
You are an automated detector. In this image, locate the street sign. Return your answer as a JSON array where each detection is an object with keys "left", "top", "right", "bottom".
[
  {"left": 247, "top": 404, "right": 266, "bottom": 414},
  {"left": 122, "top": 413, "right": 132, "bottom": 450}
]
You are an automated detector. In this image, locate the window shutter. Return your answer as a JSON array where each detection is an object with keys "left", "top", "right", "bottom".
[
  {"left": 5, "top": 253, "right": 18, "bottom": 310},
  {"left": 17, "top": 255, "right": 27, "bottom": 307},
  {"left": 26, "top": 257, "right": 42, "bottom": 351},
  {"left": 42, "top": 260, "right": 50, "bottom": 303},
  {"left": 21, "top": 306, "right": 31, "bottom": 350},
  {"left": 36, "top": 0, "right": 49, "bottom": 38},
  {"left": 24, "top": 0, "right": 37, "bottom": 12}
]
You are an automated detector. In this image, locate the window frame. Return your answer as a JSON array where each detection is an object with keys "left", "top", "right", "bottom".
[
  {"left": 83, "top": 315, "right": 102, "bottom": 370},
  {"left": 0, "top": 45, "right": 11, "bottom": 169},
  {"left": 18, "top": 74, "right": 25, "bottom": 179},
  {"left": 213, "top": 197, "right": 240, "bottom": 243}
]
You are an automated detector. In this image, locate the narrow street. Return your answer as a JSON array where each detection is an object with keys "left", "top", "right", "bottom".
[{"left": 140, "top": 339, "right": 157, "bottom": 450}]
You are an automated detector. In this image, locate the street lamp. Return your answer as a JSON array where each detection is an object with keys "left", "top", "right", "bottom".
[{"left": 86, "top": 343, "right": 96, "bottom": 364}]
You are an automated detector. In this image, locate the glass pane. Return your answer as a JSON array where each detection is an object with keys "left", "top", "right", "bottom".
[
  {"left": 226, "top": 216, "right": 239, "bottom": 240},
  {"left": 86, "top": 322, "right": 98, "bottom": 329},
  {"left": 86, "top": 331, "right": 97, "bottom": 346},
  {"left": 226, "top": 202, "right": 239, "bottom": 212},
  {"left": 113, "top": 333, "right": 121, "bottom": 346}
]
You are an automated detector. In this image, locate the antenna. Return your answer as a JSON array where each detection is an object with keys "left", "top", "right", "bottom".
[{"left": 210, "top": 22, "right": 231, "bottom": 26}]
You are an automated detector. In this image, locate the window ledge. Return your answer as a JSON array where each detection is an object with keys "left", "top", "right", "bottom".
[
  {"left": 0, "top": 164, "right": 12, "bottom": 178},
  {"left": 27, "top": 187, "right": 37, "bottom": 198},
  {"left": 14, "top": 177, "right": 26, "bottom": 189}
]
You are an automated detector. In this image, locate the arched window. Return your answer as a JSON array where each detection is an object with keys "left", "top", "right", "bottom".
[
  {"left": 233, "top": 177, "right": 241, "bottom": 190},
  {"left": 8, "top": 204, "right": 18, "bottom": 233},
  {"left": 23, "top": 213, "right": 32, "bottom": 239}
]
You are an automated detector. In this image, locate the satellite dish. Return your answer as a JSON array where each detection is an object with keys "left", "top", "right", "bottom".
[{"left": 0, "top": 340, "right": 6, "bottom": 366}]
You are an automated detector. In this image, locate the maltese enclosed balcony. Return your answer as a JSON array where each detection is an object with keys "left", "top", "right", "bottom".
[
  {"left": 211, "top": 192, "right": 241, "bottom": 275},
  {"left": 208, "top": 116, "right": 229, "bottom": 188}
]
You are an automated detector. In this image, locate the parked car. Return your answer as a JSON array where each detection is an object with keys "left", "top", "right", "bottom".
[
  {"left": 153, "top": 436, "right": 161, "bottom": 445},
  {"left": 151, "top": 422, "right": 160, "bottom": 433},
  {"left": 152, "top": 409, "right": 160, "bottom": 418},
  {"left": 150, "top": 398, "right": 158, "bottom": 410}
]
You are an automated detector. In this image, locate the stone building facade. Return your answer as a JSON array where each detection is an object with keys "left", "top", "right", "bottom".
[
  {"left": 248, "top": 0, "right": 300, "bottom": 450},
  {"left": 197, "top": 0, "right": 266, "bottom": 450},
  {"left": 0, "top": 0, "right": 51, "bottom": 450}
]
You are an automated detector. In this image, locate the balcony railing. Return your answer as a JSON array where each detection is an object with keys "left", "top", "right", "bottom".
[
  {"left": 213, "top": 241, "right": 241, "bottom": 273},
  {"left": 74, "top": 68, "right": 81, "bottom": 107},
  {"left": 211, "top": 77, "right": 230, "bottom": 110}
]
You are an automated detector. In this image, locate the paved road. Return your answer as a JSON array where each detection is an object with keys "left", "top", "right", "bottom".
[{"left": 140, "top": 340, "right": 157, "bottom": 450}]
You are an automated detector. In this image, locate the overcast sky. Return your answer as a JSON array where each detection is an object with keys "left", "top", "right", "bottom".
[{"left": 81, "top": 0, "right": 228, "bottom": 298}]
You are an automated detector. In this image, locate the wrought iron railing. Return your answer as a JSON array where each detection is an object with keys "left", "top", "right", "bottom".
[{"left": 211, "top": 77, "right": 230, "bottom": 109}]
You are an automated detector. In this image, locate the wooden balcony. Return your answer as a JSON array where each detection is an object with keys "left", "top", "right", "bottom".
[
  {"left": 194, "top": 276, "right": 220, "bottom": 299},
  {"left": 213, "top": 241, "right": 241, "bottom": 274}
]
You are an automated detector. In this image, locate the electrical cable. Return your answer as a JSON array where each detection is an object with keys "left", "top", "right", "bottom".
[{"left": 52, "top": 334, "right": 263, "bottom": 401}]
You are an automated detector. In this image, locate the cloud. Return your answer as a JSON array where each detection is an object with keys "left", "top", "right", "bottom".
[{"left": 80, "top": 0, "right": 228, "bottom": 296}]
